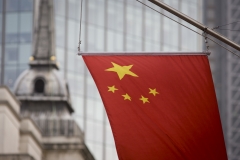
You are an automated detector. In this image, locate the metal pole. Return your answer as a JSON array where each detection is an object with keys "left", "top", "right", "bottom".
[{"left": 148, "top": 0, "right": 240, "bottom": 52}]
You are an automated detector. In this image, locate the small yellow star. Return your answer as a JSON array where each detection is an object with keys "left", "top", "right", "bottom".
[
  {"left": 108, "top": 85, "right": 118, "bottom": 93},
  {"left": 139, "top": 95, "right": 149, "bottom": 104},
  {"left": 105, "top": 62, "right": 138, "bottom": 80},
  {"left": 149, "top": 88, "right": 159, "bottom": 96},
  {"left": 122, "top": 93, "right": 131, "bottom": 101}
]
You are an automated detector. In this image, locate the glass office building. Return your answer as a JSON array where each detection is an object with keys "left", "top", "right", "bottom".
[
  {"left": 204, "top": 0, "right": 240, "bottom": 159},
  {"left": 0, "top": 0, "right": 202, "bottom": 159}
]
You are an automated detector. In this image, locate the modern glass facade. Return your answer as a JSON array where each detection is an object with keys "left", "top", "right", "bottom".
[
  {"left": 203, "top": 0, "right": 240, "bottom": 159},
  {"left": 0, "top": 0, "right": 33, "bottom": 88},
  {"left": 0, "top": 0, "right": 202, "bottom": 159}
]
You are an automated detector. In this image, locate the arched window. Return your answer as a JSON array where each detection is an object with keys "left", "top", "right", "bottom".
[{"left": 34, "top": 79, "right": 45, "bottom": 93}]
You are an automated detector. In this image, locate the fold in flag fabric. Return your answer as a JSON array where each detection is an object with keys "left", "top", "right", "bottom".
[{"left": 82, "top": 53, "right": 227, "bottom": 160}]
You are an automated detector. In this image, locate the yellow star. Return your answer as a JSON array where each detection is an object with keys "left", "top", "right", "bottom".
[
  {"left": 139, "top": 95, "right": 149, "bottom": 104},
  {"left": 105, "top": 62, "right": 138, "bottom": 80},
  {"left": 108, "top": 85, "right": 118, "bottom": 93},
  {"left": 122, "top": 93, "right": 131, "bottom": 101},
  {"left": 149, "top": 88, "right": 159, "bottom": 96}
]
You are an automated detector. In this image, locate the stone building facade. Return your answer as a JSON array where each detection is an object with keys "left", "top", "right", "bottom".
[
  {"left": 0, "top": 0, "right": 94, "bottom": 159},
  {"left": 0, "top": 86, "right": 94, "bottom": 160}
]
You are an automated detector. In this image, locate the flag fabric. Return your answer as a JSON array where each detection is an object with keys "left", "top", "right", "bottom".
[{"left": 82, "top": 53, "right": 227, "bottom": 160}]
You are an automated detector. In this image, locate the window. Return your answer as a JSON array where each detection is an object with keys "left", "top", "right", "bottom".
[
  {"left": 5, "top": 44, "right": 18, "bottom": 62},
  {"left": 6, "top": 0, "right": 19, "bottom": 12},
  {"left": 34, "top": 78, "right": 45, "bottom": 93},
  {"left": 19, "top": 13, "right": 32, "bottom": 43},
  {"left": 55, "top": 16, "right": 65, "bottom": 47},
  {"left": 54, "top": 0, "right": 65, "bottom": 16},
  {"left": 6, "top": 13, "right": 18, "bottom": 43},
  {"left": 20, "top": 0, "right": 33, "bottom": 11}
]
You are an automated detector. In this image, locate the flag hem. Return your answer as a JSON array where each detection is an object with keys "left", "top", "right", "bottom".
[{"left": 78, "top": 51, "right": 211, "bottom": 56}]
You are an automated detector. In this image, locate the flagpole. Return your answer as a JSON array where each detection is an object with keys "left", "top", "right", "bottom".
[{"left": 148, "top": 0, "right": 240, "bottom": 52}]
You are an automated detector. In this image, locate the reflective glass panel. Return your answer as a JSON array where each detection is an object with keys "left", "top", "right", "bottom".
[
  {"left": 20, "top": 0, "right": 33, "bottom": 11},
  {"left": 5, "top": 44, "right": 18, "bottom": 63},
  {"left": 19, "top": 13, "right": 32, "bottom": 43},
  {"left": 6, "top": 13, "right": 18, "bottom": 43},
  {"left": 6, "top": 0, "right": 19, "bottom": 12}
]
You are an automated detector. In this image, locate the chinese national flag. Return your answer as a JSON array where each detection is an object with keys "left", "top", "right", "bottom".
[{"left": 82, "top": 53, "right": 227, "bottom": 160}]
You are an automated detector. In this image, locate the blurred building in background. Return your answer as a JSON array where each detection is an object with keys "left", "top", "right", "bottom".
[
  {"left": 0, "top": 0, "right": 94, "bottom": 159},
  {"left": 0, "top": 86, "right": 94, "bottom": 160},
  {"left": 0, "top": 0, "right": 202, "bottom": 159},
  {"left": 204, "top": 0, "right": 240, "bottom": 159}
]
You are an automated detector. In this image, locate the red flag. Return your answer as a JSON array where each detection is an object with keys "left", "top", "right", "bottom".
[{"left": 82, "top": 53, "right": 227, "bottom": 160}]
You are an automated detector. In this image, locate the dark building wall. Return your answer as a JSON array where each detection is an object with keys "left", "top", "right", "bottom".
[
  {"left": 204, "top": 0, "right": 240, "bottom": 159},
  {"left": 203, "top": 0, "right": 228, "bottom": 144}
]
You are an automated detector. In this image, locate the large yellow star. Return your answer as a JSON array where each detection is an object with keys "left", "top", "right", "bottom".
[
  {"left": 139, "top": 95, "right": 149, "bottom": 104},
  {"left": 149, "top": 88, "right": 159, "bottom": 96},
  {"left": 108, "top": 85, "right": 118, "bottom": 93},
  {"left": 122, "top": 93, "right": 131, "bottom": 101},
  {"left": 105, "top": 62, "right": 138, "bottom": 80}
]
